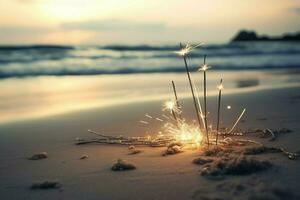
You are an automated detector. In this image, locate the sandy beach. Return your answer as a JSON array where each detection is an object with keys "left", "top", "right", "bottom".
[
  {"left": 0, "top": 79, "right": 299, "bottom": 199},
  {"left": 1, "top": 1, "right": 300, "bottom": 199}
]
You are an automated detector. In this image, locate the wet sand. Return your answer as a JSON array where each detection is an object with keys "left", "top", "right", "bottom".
[{"left": 0, "top": 85, "right": 299, "bottom": 200}]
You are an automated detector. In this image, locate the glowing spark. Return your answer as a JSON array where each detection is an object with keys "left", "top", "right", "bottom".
[
  {"left": 217, "top": 83, "right": 224, "bottom": 90},
  {"left": 164, "top": 100, "right": 175, "bottom": 111},
  {"left": 164, "top": 100, "right": 179, "bottom": 123},
  {"left": 162, "top": 114, "right": 170, "bottom": 120},
  {"left": 198, "top": 64, "right": 211, "bottom": 71},
  {"left": 165, "top": 122, "right": 203, "bottom": 147},
  {"left": 139, "top": 120, "right": 149, "bottom": 124},
  {"left": 163, "top": 100, "right": 181, "bottom": 115},
  {"left": 156, "top": 117, "right": 163, "bottom": 122},
  {"left": 227, "top": 105, "right": 231, "bottom": 109},
  {"left": 176, "top": 46, "right": 190, "bottom": 56},
  {"left": 228, "top": 108, "right": 246, "bottom": 133},
  {"left": 174, "top": 43, "right": 203, "bottom": 57},
  {"left": 145, "top": 114, "right": 153, "bottom": 119}
]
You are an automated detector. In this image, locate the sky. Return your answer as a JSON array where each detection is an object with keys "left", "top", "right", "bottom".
[{"left": 0, "top": 0, "right": 299, "bottom": 44}]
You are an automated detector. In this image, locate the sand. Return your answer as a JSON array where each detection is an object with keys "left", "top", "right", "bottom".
[{"left": 0, "top": 85, "right": 299, "bottom": 200}]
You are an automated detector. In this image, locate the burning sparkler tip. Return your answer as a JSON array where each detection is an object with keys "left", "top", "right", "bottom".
[
  {"left": 217, "top": 84, "right": 224, "bottom": 90},
  {"left": 164, "top": 100, "right": 175, "bottom": 111},
  {"left": 175, "top": 43, "right": 203, "bottom": 57},
  {"left": 199, "top": 64, "right": 211, "bottom": 72}
]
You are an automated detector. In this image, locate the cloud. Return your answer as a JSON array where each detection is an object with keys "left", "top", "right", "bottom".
[
  {"left": 16, "top": 0, "right": 48, "bottom": 3},
  {"left": 0, "top": 26, "right": 51, "bottom": 44},
  {"left": 0, "top": 26, "right": 50, "bottom": 35},
  {"left": 61, "top": 19, "right": 166, "bottom": 32}
]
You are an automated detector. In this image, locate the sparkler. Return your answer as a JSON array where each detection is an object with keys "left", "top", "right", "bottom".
[
  {"left": 199, "top": 55, "right": 210, "bottom": 147},
  {"left": 171, "top": 80, "right": 182, "bottom": 119},
  {"left": 191, "top": 77, "right": 206, "bottom": 129},
  {"left": 82, "top": 41, "right": 260, "bottom": 152},
  {"left": 174, "top": 43, "right": 203, "bottom": 57},
  {"left": 171, "top": 81, "right": 180, "bottom": 109},
  {"left": 176, "top": 43, "right": 203, "bottom": 139},
  {"left": 228, "top": 108, "right": 246, "bottom": 134},
  {"left": 216, "top": 79, "right": 223, "bottom": 146}
]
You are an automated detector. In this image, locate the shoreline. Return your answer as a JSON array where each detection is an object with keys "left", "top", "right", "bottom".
[
  {"left": 0, "top": 70, "right": 299, "bottom": 125},
  {"left": 1, "top": 83, "right": 299, "bottom": 126}
]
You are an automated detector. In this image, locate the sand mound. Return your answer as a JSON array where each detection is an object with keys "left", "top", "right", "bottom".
[
  {"left": 80, "top": 154, "right": 89, "bottom": 160},
  {"left": 168, "top": 141, "right": 183, "bottom": 148},
  {"left": 28, "top": 152, "right": 48, "bottom": 160},
  {"left": 243, "top": 146, "right": 281, "bottom": 155},
  {"left": 162, "top": 145, "right": 183, "bottom": 156},
  {"left": 128, "top": 149, "right": 142, "bottom": 155},
  {"left": 128, "top": 146, "right": 142, "bottom": 155},
  {"left": 111, "top": 159, "right": 136, "bottom": 171},
  {"left": 200, "top": 156, "right": 272, "bottom": 177},
  {"left": 201, "top": 146, "right": 233, "bottom": 157},
  {"left": 193, "top": 157, "right": 213, "bottom": 165},
  {"left": 30, "top": 181, "right": 61, "bottom": 190}
]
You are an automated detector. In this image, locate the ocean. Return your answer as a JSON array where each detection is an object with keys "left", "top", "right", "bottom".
[
  {"left": 0, "top": 42, "right": 300, "bottom": 123},
  {"left": 0, "top": 42, "right": 300, "bottom": 78}
]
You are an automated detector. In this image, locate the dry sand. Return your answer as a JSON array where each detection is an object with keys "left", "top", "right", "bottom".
[{"left": 0, "top": 86, "right": 299, "bottom": 200}]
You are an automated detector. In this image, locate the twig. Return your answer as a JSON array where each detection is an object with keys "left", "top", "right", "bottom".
[
  {"left": 88, "top": 129, "right": 123, "bottom": 140},
  {"left": 172, "top": 80, "right": 182, "bottom": 119}
]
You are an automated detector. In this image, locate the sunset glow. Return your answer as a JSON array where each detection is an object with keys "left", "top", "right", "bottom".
[{"left": 0, "top": 0, "right": 299, "bottom": 44}]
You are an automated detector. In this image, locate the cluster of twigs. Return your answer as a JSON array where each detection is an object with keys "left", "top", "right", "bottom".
[
  {"left": 76, "top": 130, "right": 175, "bottom": 147},
  {"left": 76, "top": 129, "right": 299, "bottom": 160},
  {"left": 77, "top": 129, "right": 245, "bottom": 147}
]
